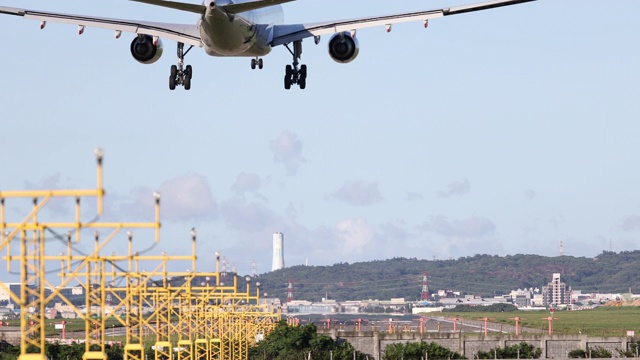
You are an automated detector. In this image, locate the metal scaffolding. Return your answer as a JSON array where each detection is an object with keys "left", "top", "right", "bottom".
[{"left": 0, "top": 150, "right": 280, "bottom": 360}]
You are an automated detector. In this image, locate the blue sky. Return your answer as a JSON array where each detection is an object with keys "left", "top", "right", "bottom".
[{"left": 0, "top": 0, "right": 639, "bottom": 279}]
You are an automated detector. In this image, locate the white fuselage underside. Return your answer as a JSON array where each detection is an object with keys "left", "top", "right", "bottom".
[{"left": 198, "top": 1, "right": 283, "bottom": 57}]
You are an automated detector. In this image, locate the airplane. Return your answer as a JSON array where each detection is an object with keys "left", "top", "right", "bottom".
[{"left": 0, "top": 0, "right": 535, "bottom": 90}]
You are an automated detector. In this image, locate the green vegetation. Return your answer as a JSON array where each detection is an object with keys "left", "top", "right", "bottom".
[
  {"left": 476, "top": 342, "right": 541, "bottom": 359},
  {"left": 568, "top": 346, "right": 612, "bottom": 358},
  {"left": 445, "top": 306, "right": 640, "bottom": 336},
  {"left": 382, "top": 341, "right": 465, "bottom": 360},
  {"left": 254, "top": 251, "right": 640, "bottom": 302},
  {"left": 0, "top": 342, "right": 124, "bottom": 360},
  {"left": 248, "top": 321, "right": 371, "bottom": 359}
]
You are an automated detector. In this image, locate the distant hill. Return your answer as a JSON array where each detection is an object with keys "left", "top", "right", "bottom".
[{"left": 249, "top": 251, "right": 640, "bottom": 302}]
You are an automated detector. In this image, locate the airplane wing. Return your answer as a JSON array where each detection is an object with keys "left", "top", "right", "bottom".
[
  {"left": 271, "top": 0, "right": 535, "bottom": 46},
  {"left": 0, "top": 6, "right": 202, "bottom": 47}
]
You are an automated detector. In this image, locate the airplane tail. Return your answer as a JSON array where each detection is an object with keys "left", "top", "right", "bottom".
[{"left": 130, "top": 0, "right": 295, "bottom": 14}]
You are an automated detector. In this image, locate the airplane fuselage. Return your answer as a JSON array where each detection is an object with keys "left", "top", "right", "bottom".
[{"left": 198, "top": 0, "right": 283, "bottom": 57}]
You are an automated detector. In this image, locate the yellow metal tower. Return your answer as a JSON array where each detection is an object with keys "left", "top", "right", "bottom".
[{"left": 1, "top": 150, "right": 280, "bottom": 360}]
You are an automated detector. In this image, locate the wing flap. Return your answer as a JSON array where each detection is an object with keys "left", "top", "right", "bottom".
[{"left": 0, "top": 6, "right": 202, "bottom": 47}]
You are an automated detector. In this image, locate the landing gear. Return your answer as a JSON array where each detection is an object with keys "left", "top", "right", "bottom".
[
  {"left": 251, "top": 57, "right": 264, "bottom": 70},
  {"left": 283, "top": 40, "right": 307, "bottom": 90},
  {"left": 169, "top": 42, "right": 194, "bottom": 91}
]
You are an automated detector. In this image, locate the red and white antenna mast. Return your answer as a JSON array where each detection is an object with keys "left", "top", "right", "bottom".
[
  {"left": 420, "top": 272, "right": 429, "bottom": 300},
  {"left": 287, "top": 279, "right": 294, "bottom": 302}
]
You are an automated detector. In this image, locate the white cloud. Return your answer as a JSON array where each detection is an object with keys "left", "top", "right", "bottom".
[
  {"left": 220, "top": 198, "right": 276, "bottom": 232},
  {"left": 524, "top": 189, "right": 537, "bottom": 200},
  {"left": 420, "top": 215, "right": 495, "bottom": 238},
  {"left": 379, "top": 220, "right": 409, "bottom": 242},
  {"left": 159, "top": 173, "right": 217, "bottom": 222},
  {"left": 23, "top": 173, "right": 74, "bottom": 217},
  {"left": 111, "top": 173, "right": 217, "bottom": 223},
  {"left": 231, "top": 172, "right": 262, "bottom": 194},
  {"left": 335, "top": 218, "right": 376, "bottom": 254},
  {"left": 270, "top": 131, "right": 306, "bottom": 176},
  {"left": 621, "top": 215, "right": 640, "bottom": 231},
  {"left": 438, "top": 178, "right": 471, "bottom": 198},
  {"left": 333, "top": 181, "right": 382, "bottom": 206},
  {"left": 406, "top": 192, "right": 424, "bottom": 201}
]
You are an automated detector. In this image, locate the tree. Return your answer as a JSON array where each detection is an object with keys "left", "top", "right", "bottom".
[
  {"left": 382, "top": 341, "right": 465, "bottom": 360},
  {"left": 476, "top": 342, "right": 541, "bottom": 359},
  {"left": 248, "top": 321, "right": 371, "bottom": 360},
  {"left": 568, "top": 346, "right": 612, "bottom": 358}
]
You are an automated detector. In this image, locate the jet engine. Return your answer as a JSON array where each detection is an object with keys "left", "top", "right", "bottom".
[
  {"left": 328, "top": 32, "right": 359, "bottom": 64},
  {"left": 130, "top": 35, "right": 163, "bottom": 64}
]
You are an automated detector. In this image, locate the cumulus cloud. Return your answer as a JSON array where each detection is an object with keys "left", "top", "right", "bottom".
[
  {"left": 231, "top": 172, "right": 261, "bottom": 194},
  {"left": 405, "top": 192, "right": 424, "bottom": 201},
  {"left": 420, "top": 215, "right": 496, "bottom": 238},
  {"left": 524, "top": 189, "right": 537, "bottom": 200},
  {"left": 114, "top": 173, "right": 217, "bottom": 222},
  {"left": 160, "top": 174, "right": 217, "bottom": 222},
  {"left": 621, "top": 215, "right": 640, "bottom": 231},
  {"left": 379, "top": 220, "right": 409, "bottom": 242},
  {"left": 219, "top": 198, "right": 276, "bottom": 232},
  {"left": 438, "top": 178, "right": 471, "bottom": 198},
  {"left": 335, "top": 218, "right": 376, "bottom": 253},
  {"left": 270, "top": 131, "right": 306, "bottom": 176},
  {"left": 333, "top": 181, "right": 383, "bottom": 206},
  {"left": 23, "top": 173, "right": 74, "bottom": 217}
]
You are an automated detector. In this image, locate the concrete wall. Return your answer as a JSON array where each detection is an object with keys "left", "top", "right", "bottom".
[{"left": 319, "top": 330, "right": 637, "bottom": 360}]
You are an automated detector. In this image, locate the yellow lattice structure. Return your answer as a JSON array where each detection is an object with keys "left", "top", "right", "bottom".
[{"left": 0, "top": 150, "right": 280, "bottom": 360}]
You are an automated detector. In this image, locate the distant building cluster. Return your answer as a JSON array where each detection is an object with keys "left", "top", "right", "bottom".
[{"left": 1, "top": 272, "right": 637, "bottom": 319}]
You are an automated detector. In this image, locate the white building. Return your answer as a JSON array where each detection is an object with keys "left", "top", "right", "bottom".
[
  {"left": 271, "top": 232, "right": 285, "bottom": 271},
  {"left": 542, "top": 273, "right": 570, "bottom": 307}
]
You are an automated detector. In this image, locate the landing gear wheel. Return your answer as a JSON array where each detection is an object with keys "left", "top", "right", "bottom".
[
  {"left": 251, "top": 58, "right": 257, "bottom": 70},
  {"left": 284, "top": 64, "right": 293, "bottom": 90},
  {"left": 283, "top": 40, "right": 308, "bottom": 89},
  {"left": 299, "top": 64, "right": 307, "bottom": 89},
  {"left": 184, "top": 65, "right": 193, "bottom": 90},
  {"left": 169, "top": 65, "right": 177, "bottom": 90},
  {"left": 258, "top": 58, "right": 264, "bottom": 69},
  {"left": 170, "top": 42, "right": 195, "bottom": 91}
]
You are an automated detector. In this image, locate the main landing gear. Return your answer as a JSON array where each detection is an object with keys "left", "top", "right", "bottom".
[
  {"left": 284, "top": 40, "right": 307, "bottom": 90},
  {"left": 170, "top": 42, "right": 194, "bottom": 91},
  {"left": 251, "top": 57, "right": 264, "bottom": 70}
]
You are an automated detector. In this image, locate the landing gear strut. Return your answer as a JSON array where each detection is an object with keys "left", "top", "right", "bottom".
[
  {"left": 284, "top": 40, "right": 307, "bottom": 90},
  {"left": 170, "top": 42, "right": 194, "bottom": 90}
]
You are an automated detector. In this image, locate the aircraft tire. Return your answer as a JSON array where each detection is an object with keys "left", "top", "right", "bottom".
[
  {"left": 284, "top": 75, "right": 291, "bottom": 90},
  {"left": 170, "top": 65, "right": 178, "bottom": 90}
]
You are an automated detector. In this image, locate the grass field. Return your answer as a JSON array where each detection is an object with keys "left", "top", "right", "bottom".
[{"left": 445, "top": 306, "right": 640, "bottom": 337}]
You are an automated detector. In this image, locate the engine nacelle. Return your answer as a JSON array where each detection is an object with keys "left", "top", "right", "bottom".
[
  {"left": 328, "top": 32, "right": 359, "bottom": 64},
  {"left": 130, "top": 35, "right": 163, "bottom": 64}
]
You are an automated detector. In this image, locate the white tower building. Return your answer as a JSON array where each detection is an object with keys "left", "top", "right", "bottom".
[{"left": 271, "top": 232, "right": 285, "bottom": 271}]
